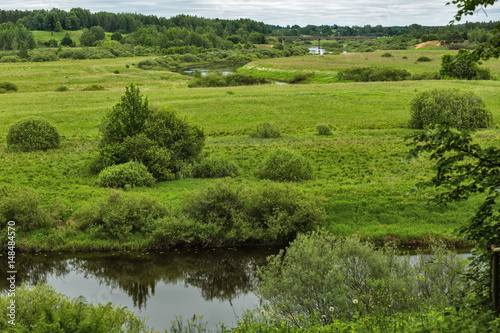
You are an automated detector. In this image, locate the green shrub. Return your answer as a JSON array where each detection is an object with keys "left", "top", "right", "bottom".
[
  {"left": 316, "top": 124, "right": 332, "bottom": 135},
  {"left": 381, "top": 52, "right": 393, "bottom": 57},
  {"left": 55, "top": 85, "right": 68, "bottom": 91},
  {"left": 0, "top": 55, "right": 21, "bottom": 62},
  {"left": 181, "top": 179, "right": 325, "bottom": 243},
  {"left": 440, "top": 49, "right": 492, "bottom": 80},
  {"left": 6, "top": 117, "right": 60, "bottom": 152},
  {"left": 408, "top": 88, "right": 493, "bottom": 130},
  {"left": 95, "top": 85, "right": 205, "bottom": 179},
  {"left": 0, "top": 185, "right": 52, "bottom": 231},
  {"left": 83, "top": 84, "right": 105, "bottom": 91},
  {"left": 290, "top": 72, "right": 315, "bottom": 83},
  {"left": 411, "top": 72, "right": 441, "bottom": 80},
  {"left": 76, "top": 191, "right": 168, "bottom": 238},
  {"left": 187, "top": 73, "right": 269, "bottom": 88},
  {"left": 338, "top": 66, "right": 411, "bottom": 81},
  {"left": 258, "top": 149, "right": 313, "bottom": 181},
  {"left": 192, "top": 156, "right": 240, "bottom": 178},
  {"left": 257, "top": 233, "right": 466, "bottom": 324},
  {"left": 0, "top": 284, "right": 148, "bottom": 333},
  {"left": 0, "top": 88, "right": 6, "bottom": 94},
  {"left": 417, "top": 56, "right": 432, "bottom": 62},
  {"left": 250, "top": 122, "right": 281, "bottom": 138},
  {"left": 97, "top": 161, "right": 155, "bottom": 188},
  {"left": 0, "top": 82, "right": 18, "bottom": 91}
]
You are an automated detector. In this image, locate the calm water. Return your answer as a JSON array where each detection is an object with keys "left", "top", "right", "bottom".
[{"left": 0, "top": 247, "right": 280, "bottom": 330}]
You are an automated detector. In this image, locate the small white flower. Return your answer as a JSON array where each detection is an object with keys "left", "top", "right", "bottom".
[
  {"left": 321, "top": 315, "right": 326, "bottom": 319},
  {"left": 329, "top": 306, "right": 335, "bottom": 313},
  {"left": 353, "top": 299, "right": 358, "bottom": 304}
]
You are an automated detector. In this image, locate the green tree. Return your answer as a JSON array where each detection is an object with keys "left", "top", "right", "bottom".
[
  {"left": 61, "top": 33, "right": 73, "bottom": 46},
  {"left": 440, "top": 49, "right": 491, "bottom": 79},
  {"left": 447, "top": 0, "right": 499, "bottom": 60},
  {"left": 79, "top": 28, "right": 96, "bottom": 46}
]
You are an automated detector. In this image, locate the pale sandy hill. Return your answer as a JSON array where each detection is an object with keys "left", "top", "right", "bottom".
[{"left": 415, "top": 41, "right": 443, "bottom": 49}]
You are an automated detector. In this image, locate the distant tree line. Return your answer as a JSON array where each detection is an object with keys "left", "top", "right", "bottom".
[{"left": 0, "top": 8, "right": 271, "bottom": 35}]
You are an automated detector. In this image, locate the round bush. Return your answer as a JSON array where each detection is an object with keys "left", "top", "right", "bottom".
[
  {"left": 97, "top": 161, "right": 155, "bottom": 188},
  {"left": 258, "top": 149, "right": 313, "bottom": 181},
  {"left": 409, "top": 88, "right": 493, "bottom": 130},
  {"left": 0, "top": 82, "right": 18, "bottom": 91},
  {"left": 316, "top": 124, "right": 332, "bottom": 136},
  {"left": 417, "top": 56, "right": 432, "bottom": 62},
  {"left": 381, "top": 52, "right": 393, "bottom": 57},
  {"left": 7, "top": 117, "right": 60, "bottom": 152},
  {"left": 251, "top": 122, "right": 281, "bottom": 138},
  {"left": 192, "top": 156, "right": 240, "bottom": 178}
]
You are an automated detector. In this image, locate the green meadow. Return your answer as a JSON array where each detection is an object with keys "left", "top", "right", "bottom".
[{"left": 1, "top": 48, "right": 500, "bottom": 251}]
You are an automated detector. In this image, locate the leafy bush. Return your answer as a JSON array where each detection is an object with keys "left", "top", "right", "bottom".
[
  {"left": 410, "top": 72, "right": 441, "bottom": 80},
  {"left": 417, "top": 56, "right": 432, "bottom": 62},
  {"left": 250, "top": 122, "right": 281, "bottom": 138},
  {"left": 187, "top": 73, "right": 269, "bottom": 88},
  {"left": 440, "top": 49, "right": 492, "bottom": 80},
  {"left": 290, "top": 72, "right": 315, "bottom": 83},
  {"left": 258, "top": 149, "right": 313, "bottom": 181},
  {"left": 97, "top": 161, "right": 155, "bottom": 188},
  {"left": 76, "top": 191, "right": 168, "bottom": 238},
  {"left": 192, "top": 156, "right": 240, "bottom": 178},
  {"left": 408, "top": 88, "right": 493, "bottom": 130},
  {"left": 0, "top": 82, "right": 18, "bottom": 91},
  {"left": 0, "top": 55, "right": 21, "bottom": 62},
  {"left": 381, "top": 52, "right": 393, "bottom": 57},
  {"left": 94, "top": 85, "right": 205, "bottom": 180},
  {"left": 316, "top": 124, "right": 332, "bottom": 135},
  {"left": 83, "top": 84, "right": 105, "bottom": 91},
  {"left": 0, "top": 185, "right": 52, "bottom": 231},
  {"left": 0, "top": 284, "right": 148, "bottom": 333},
  {"left": 338, "top": 66, "right": 411, "bottom": 81},
  {"left": 181, "top": 179, "right": 325, "bottom": 243},
  {"left": 6, "top": 117, "right": 60, "bottom": 152},
  {"left": 257, "top": 232, "right": 466, "bottom": 324},
  {"left": 55, "top": 85, "right": 68, "bottom": 91}
]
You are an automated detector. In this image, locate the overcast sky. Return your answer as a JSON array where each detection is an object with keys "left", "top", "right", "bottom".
[{"left": 1, "top": 0, "right": 499, "bottom": 27}]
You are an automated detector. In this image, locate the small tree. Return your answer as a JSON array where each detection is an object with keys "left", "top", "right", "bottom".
[
  {"left": 61, "top": 34, "right": 73, "bottom": 46},
  {"left": 7, "top": 117, "right": 60, "bottom": 152}
]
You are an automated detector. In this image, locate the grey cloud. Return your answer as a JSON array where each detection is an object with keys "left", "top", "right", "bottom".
[{"left": 1, "top": 0, "right": 498, "bottom": 26}]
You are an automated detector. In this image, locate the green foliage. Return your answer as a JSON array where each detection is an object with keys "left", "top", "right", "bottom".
[
  {"left": 180, "top": 179, "right": 325, "bottom": 243},
  {"left": 55, "top": 85, "right": 68, "bottom": 91},
  {"left": 0, "top": 82, "right": 18, "bottom": 91},
  {"left": 99, "top": 83, "right": 151, "bottom": 146},
  {"left": 191, "top": 156, "right": 241, "bottom": 178},
  {"left": 187, "top": 72, "right": 269, "bottom": 88},
  {"left": 408, "top": 123, "right": 500, "bottom": 307},
  {"left": 83, "top": 84, "right": 105, "bottom": 91},
  {"left": 338, "top": 66, "right": 411, "bottom": 81},
  {"left": 408, "top": 88, "right": 493, "bottom": 130},
  {"left": 0, "top": 185, "right": 52, "bottom": 232},
  {"left": 316, "top": 124, "right": 332, "bottom": 136},
  {"left": 381, "top": 52, "right": 393, "bottom": 57},
  {"left": 257, "top": 232, "right": 467, "bottom": 324},
  {"left": 6, "top": 116, "right": 60, "bottom": 152},
  {"left": 97, "top": 161, "right": 155, "bottom": 188},
  {"left": 250, "top": 122, "right": 281, "bottom": 138},
  {"left": 0, "top": 284, "right": 148, "bottom": 332},
  {"left": 290, "top": 72, "right": 315, "bottom": 83},
  {"left": 94, "top": 85, "right": 205, "bottom": 180},
  {"left": 440, "top": 49, "right": 492, "bottom": 79},
  {"left": 258, "top": 149, "right": 313, "bottom": 181},
  {"left": 76, "top": 191, "right": 169, "bottom": 238},
  {"left": 417, "top": 56, "right": 432, "bottom": 62},
  {"left": 0, "top": 55, "right": 21, "bottom": 62}
]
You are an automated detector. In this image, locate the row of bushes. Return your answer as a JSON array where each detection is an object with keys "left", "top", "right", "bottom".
[
  {"left": 187, "top": 72, "right": 269, "bottom": 87},
  {"left": 0, "top": 178, "right": 324, "bottom": 246}
]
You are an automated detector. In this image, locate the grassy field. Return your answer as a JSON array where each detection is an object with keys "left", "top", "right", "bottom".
[
  {"left": 239, "top": 49, "right": 500, "bottom": 82},
  {"left": 1, "top": 49, "right": 500, "bottom": 250}
]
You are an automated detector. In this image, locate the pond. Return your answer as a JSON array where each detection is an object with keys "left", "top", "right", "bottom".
[{"left": 0, "top": 247, "right": 280, "bottom": 330}]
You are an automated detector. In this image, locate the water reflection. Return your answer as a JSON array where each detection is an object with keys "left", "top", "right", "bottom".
[{"left": 0, "top": 248, "right": 278, "bottom": 309}]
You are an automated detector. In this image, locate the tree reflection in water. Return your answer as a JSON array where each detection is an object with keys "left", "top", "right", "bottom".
[{"left": 0, "top": 247, "right": 278, "bottom": 309}]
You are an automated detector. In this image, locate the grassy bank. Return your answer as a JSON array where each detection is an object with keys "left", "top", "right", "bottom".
[
  {"left": 238, "top": 49, "right": 500, "bottom": 82},
  {"left": 1, "top": 53, "right": 500, "bottom": 251}
]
